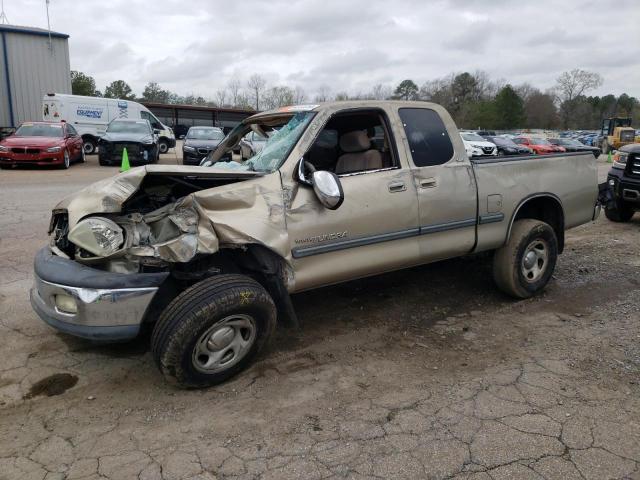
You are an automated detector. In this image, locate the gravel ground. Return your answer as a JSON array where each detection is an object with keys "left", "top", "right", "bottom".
[{"left": 0, "top": 152, "right": 639, "bottom": 480}]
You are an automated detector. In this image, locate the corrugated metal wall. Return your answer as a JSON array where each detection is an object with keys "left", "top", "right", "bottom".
[
  {"left": 0, "top": 31, "right": 71, "bottom": 128},
  {"left": 0, "top": 33, "right": 10, "bottom": 127}
]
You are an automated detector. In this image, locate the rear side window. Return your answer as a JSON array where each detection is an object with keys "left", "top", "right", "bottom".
[{"left": 399, "top": 108, "right": 454, "bottom": 167}]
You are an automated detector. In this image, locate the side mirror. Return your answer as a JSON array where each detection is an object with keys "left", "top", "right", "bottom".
[
  {"left": 312, "top": 170, "right": 344, "bottom": 210},
  {"left": 153, "top": 128, "right": 161, "bottom": 134}
]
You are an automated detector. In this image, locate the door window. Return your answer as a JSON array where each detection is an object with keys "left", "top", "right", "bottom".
[
  {"left": 141, "top": 111, "right": 162, "bottom": 130},
  {"left": 398, "top": 108, "right": 454, "bottom": 167}
]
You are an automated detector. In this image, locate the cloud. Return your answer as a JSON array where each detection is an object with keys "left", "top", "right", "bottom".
[{"left": 8, "top": 0, "right": 639, "bottom": 99}]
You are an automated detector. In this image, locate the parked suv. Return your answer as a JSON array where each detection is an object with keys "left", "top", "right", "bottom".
[
  {"left": 98, "top": 119, "right": 159, "bottom": 166},
  {"left": 604, "top": 143, "right": 640, "bottom": 222}
]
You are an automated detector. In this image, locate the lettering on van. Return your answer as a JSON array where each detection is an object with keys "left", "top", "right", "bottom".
[
  {"left": 76, "top": 107, "right": 104, "bottom": 119},
  {"left": 294, "top": 231, "right": 348, "bottom": 245},
  {"left": 118, "top": 101, "right": 128, "bottom": 119}
]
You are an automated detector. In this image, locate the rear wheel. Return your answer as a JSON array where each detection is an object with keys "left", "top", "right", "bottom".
[
  {"left": 605, "top": 200, "right": 635, "bottom": 222},
  {"left": 79, "top": 148, "right": 86, "bottom": 163},
  {"left": 158, "top": 139, "right": 169, "bottom": 154},
  {"left": 493, "top": 219, "right": 558, "bottom": 299},
  {"left": 151, "top": 274, "right": 277, "bottom": 388},
  {"left": 83, "top": 138, "right": 97, "bottom": 155}
]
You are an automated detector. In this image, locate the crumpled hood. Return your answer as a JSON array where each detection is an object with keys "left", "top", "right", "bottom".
[
  {"left": 55, "top": 165, "right": 263, "bottom": 227},
  {"left": 53, "top": 165, "right": 289, "bottom": 264}
]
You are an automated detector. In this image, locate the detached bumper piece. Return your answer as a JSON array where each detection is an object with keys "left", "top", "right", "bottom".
[{"left": 30, "top": 247, "right": 168, "bottom": 341}]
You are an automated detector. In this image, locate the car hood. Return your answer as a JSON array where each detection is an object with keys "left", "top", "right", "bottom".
[
  {"left": 55, "top": 165, "right": 264, "bottom": 227},
  {"left": 1, "top": 136, "right": 62, "bottom": 147},
  {"left": 101, "top": 132, "right": 152, "bottom": 143},
  {"left": 52, "top": 165, "right": 291, "bottom": 267},
  {"left": 184, "top": 139, "right": 222, "bottom": 148},
  {"left": 464, "top": 140, "right": 495, "bottom": 148}
]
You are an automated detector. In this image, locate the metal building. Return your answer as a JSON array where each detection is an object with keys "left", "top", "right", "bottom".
[
  {"left": 0, "top": 25, "right": 71, "bottom": 131},
  {"left": 141, "top": 102, "right": 255, "bottom": 137}
]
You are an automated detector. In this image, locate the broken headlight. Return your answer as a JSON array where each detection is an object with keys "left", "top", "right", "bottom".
[{"left": 67, "top": 217, "right": 124, "bottom": 257}]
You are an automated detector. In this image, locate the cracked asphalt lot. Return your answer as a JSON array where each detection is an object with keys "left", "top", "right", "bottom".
[{"left": 0, "top": 157, "right": 639, "bottom": 480}]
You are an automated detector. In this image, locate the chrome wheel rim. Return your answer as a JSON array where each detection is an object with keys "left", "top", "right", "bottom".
[
  {"left": 521, "top": 239, "right": 548, "bottom": 283},
  {"left": 192, "top": 314, "right": 257, "bottom": 373},
  {"left": 159, "top": 142, "right": 168, "bottom": 153},
  {"left": 64, "top": 151, "right": 70, "bottom": 168},
  {"left": 83, "top": 142, "right": 93, "bottom": 154}
]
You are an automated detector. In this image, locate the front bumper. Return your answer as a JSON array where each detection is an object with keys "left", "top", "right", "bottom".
[
  {"left": 183, "top": 150, "right": 231, "bottom": 165},
  {"left": 608, "top": 168, "right": 640, "bottom": 205},
  {"left": 0, "top": 151, "right": 64, "bottom": 166},
  {"left": 98, "top": 142, "right": 157, "bottom": 165},
  {"left": 30, "top": 247, "right": 168, "bottom": 341}
]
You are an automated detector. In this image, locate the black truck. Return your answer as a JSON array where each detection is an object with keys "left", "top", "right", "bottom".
[{"left": 605, "top": 143, "right": 640, "bottom": 222}]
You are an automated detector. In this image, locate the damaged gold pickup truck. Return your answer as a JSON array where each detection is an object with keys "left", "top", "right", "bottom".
[{"left": 30, "top": 101, "right": 600, "bottom": 387}]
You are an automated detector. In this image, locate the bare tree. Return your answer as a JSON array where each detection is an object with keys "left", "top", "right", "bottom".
[
  {"left": 215, "top": 89, "right": 228, "bottom": 107},
  {"left": 227, "top": 77, "right": 242, "bottom": 107},
  {"left": 371, "top": 84, "right": 392, "bottom": 100},
  {"left": 314, "top": 85, "right": 332, "bottom": 103},
  {"left": 555, "top": 69, "right": 603, "bottom": 128},
  {"left": 247, "top": 74, "right": 267, "bottom": 110},
  {"left": 293, "top": 86, "right": 306, "bottom": 104}
]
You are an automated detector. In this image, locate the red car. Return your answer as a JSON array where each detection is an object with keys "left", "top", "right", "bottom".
[
  {"left": 513, "top": 136, "right": 566, "bottom": 155},
  {"left": 0, "top": 121, "right": 84, "bottom": 169}
]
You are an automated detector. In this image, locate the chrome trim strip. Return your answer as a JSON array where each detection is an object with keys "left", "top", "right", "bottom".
[
  {"left": 479, "top": 213, "right": 505, "bottom": 225},
  {"left": 292, "top": 228, "right": 419, "bottom": 259},
  {"left": 292, "top": 217, "right": 477, "bottom": 258},
  {"left": 419, "top": 218, "right": 476, "bottom": 234}
]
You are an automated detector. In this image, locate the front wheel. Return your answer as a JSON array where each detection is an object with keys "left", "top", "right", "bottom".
[
  {"left": 151, "top": 274, "right": 277, "bottom": 388},
  {"left": 605, "top": 201, "right": 635, "bottom": 222},
  {"left": 60, "top": 150, "right": 70, "bottom": 169},
  {"left": 493, "top": 219, "right": 558, "bottom": 299}
]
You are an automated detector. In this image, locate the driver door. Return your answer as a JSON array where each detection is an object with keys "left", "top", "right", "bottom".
[{"left": 285, "top": 108, "right": 420, "bottom": 292}]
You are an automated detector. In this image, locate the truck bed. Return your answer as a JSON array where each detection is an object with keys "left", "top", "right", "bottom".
[{"left": 471, "top": 151, "right": 598, "bottom": 252}]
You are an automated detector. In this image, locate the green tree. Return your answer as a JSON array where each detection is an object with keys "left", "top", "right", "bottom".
[
  {"left": 393, "top": 80, "right": 418, "bottom": 101},
  {"left": 141, "top": 82, "right": 170, "bottom": 103},
  {"left": 70, "top": 71, "right": 100, "bottom": 96},
  {"left": 493, "top": 85, "right": 525, "bottom": 129},
  {"left": 103, "top": 80, "right": 136, "bottom": 100}
]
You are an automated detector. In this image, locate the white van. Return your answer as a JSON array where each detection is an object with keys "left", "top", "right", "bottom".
[{"left": 42, "top": 93, "right": 176, "bottom": 154}]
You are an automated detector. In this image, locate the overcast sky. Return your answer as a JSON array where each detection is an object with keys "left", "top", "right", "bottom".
[{"left": 9, "top": 0, "right": 640, "bottom": 99}]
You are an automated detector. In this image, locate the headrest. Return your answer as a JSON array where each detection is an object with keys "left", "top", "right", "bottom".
[{"left": 339, "top": 130, "right": 371, "bottom": 153}]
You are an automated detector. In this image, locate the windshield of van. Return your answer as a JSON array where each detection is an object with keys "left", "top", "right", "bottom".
[
  {"left": 107, "top": 121, "right": 150, "bottom": 134},
  {"left": 187, "top": 128, "right": 224, "bottom": 140},
  {"left": 15, "top": 123, "right": 63, "bottom": 137},
  {"left": 213, "top": 112, "right": 315, "bottom": 172}
]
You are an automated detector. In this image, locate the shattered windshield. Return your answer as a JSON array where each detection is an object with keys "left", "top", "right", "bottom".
[{"left": 214, "top": 112, "right": 315, "bottom": 172}]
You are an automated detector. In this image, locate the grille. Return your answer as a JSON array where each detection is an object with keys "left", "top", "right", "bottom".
[
  {"left": 114, "top": 143, "right": 140, "bottom": 155},
  {"left": 197, "top": 148, "right": 210, "bottom": 155},
  {"left": 482, "top": 146, "right": 494, "bottom": 154},
  {"left": 620, "top": 130, "right": 635, "bottom": 142},
  {"left": 11, "top": 147, "right": 40, "bottom": 154},
  {"left": 627, "top": 154, "right": 640, "bottom": 178}
]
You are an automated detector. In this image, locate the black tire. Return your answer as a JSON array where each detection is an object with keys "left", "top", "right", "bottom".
[
  {"left": 493, "top": 219, "right": 558, "bottom": 299},
  {"left": 151, "top": 274, "right": 277, "bottom": 388},
  {"left": 83, "top": 138, "right": 97, "bottom": 155},
  {"left": 60, "top": 150, "right": 70, "bottom": 169},
  {"left": 158, "top": 140, "right": 169, "bottom": 154},
  {"left": 78, "top": 148, "right": 86, "bottom": 163},
  {"left": 605, "top": 201, "right": 635, "bottom": 222}
]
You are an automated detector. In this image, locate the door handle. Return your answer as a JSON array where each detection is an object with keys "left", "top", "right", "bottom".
[
  {"left": 388, "top": 181, "right": 406, "bottom": 193},
  {"left": 420, "top": 178, "right": 437, "bottom": 188}
]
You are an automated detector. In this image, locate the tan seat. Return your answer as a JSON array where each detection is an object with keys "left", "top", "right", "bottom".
[{"left": 335, "top": 130, "right": 383, "bottom": 174}]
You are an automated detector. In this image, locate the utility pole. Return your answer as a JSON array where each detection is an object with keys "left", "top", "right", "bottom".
[
  {"left": 45, "top": 0, "right": 52, "bottom": 51},
  {"left": 0, "top": 0, "right": 10, "bottom": 25}
]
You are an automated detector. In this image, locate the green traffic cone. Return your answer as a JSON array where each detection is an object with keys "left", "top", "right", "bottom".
[
  {"left": 120, "top": 147, "right": 130, "bottom": 172},
  {"left": 607, "top": 151, "right": 612, "bottom": 163}
]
